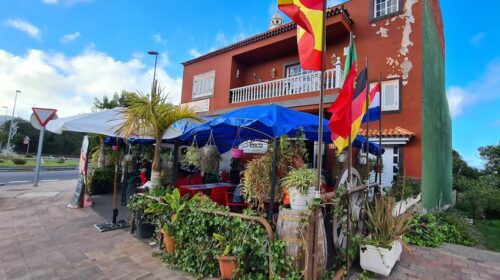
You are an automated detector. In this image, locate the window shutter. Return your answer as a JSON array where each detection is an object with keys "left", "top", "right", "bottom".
[
  {"left": 192, "top": 70, "right": 216, "bottom": 99},
  {"left": 382, "top": 80, "right": 399, "bottom": 111}
]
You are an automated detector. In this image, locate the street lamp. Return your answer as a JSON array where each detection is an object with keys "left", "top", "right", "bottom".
[
  {"left": 148, "top": 50, "right": 159, "bottom": 84},
  {"left": 6, "top": 90, "right": 21, "bottom": 150}
]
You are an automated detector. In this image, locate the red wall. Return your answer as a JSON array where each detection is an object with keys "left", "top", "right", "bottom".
[{"left": 181, "top": 0, "right": 426, "bottom": 179}]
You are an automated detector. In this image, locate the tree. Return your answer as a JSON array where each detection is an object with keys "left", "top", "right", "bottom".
[
  {"left": 479, "top": 142, "right": 500, "bottom": 177},
  {"left": 452, "top": 150, "right": 480, "bottom": 179},
  {"left": 117, "top": 80, "right": 199, "bottom": 184}
]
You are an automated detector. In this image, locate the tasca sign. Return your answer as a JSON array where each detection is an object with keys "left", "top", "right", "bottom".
[{"left": 238, "top": 140, "right": 268, "bottom": 154}]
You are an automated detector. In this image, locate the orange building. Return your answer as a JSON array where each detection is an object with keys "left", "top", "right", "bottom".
[{"left": 180, "top": 0, "right": 451, "bottom": 210}]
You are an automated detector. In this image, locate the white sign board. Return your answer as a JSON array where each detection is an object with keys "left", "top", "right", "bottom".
[
  {"left": 182, "top": 99, "right": 210, "bottom": 113},
  {"left": 238, "top": 140, "right": 268, "bottom": 154}
]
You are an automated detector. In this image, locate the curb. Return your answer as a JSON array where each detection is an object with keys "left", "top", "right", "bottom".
[{"left": 0, "top": 166, "right": 78, "bottom": 172}]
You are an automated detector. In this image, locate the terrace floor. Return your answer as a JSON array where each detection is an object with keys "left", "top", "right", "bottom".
[{"left": 1, "top": 179, "right": 499, "bottom": 280}]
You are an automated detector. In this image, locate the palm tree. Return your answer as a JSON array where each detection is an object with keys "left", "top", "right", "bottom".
[{"left": 116, "top": 80, "right": 199, "bottom": 184}]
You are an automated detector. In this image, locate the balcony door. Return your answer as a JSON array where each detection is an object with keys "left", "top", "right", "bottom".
[{"left": 285, "top": 63, "right": 319, "bottom": 95}]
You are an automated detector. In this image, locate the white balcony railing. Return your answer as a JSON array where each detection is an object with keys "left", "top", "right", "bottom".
[{"left": 230, "top": 58, "right": 344, "bottom": 104}]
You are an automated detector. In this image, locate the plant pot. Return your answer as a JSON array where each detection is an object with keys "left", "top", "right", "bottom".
[
  {"left": 291, "top": 157, "right": 305, "bottom": 169},
  {"left": 360, "top": 240, "right": 402, "bottom": 276},
  {"left": 373, "top": 165, "right": 382, "bottom": 173},
  {"left": 288, "top": 186, "right": 315, "bottom": 211},
  {"left": 161, "top": 229, "right": 176, "bottom": 253},
  {"left": 216, "top": 255, "right": 238, "bottom": 280},
  {"left": 135, "top": 211, "right": 155, "bottom": 239},
  {"left": 112, "top": 145, "right": 118, "bottom": 152},
  {"left": 231, "top": 148, "right": 244, "bottom": 158}
]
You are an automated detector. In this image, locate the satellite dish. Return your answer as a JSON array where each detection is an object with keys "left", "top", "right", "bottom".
[{"left": 31, "top": 113, "right": 58, "bottom": 130}]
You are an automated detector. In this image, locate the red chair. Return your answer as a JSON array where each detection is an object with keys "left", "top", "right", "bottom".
[
  {"left": 178, "top": 186, "right": 191, "bottom": 199},
  {"left": 189, "top": 174, "right": 203, "bottom": 185},
  {"left": 177, "top": 177, "right": 190, "bottom": 187},
  {"left": 220, "top": 172, "right": 230, "bottom": 183},
  {"left": 210, "top": 187, "right": 228, "bottom": 206}
]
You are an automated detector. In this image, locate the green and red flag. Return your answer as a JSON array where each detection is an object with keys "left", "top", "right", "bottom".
[
  {"left": 328, "top": 62, "right": 358, "bottom": 154},
  {"left": 278, "top": 0, "right": 325, "bottom": 71},
  {"left": 342, "top": 35, "right": 357, "bottom": 82}
]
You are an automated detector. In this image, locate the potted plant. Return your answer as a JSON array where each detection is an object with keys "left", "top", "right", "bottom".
[
  {"left": 128, "top": 194, "right": 155, "bottom": 239},
  {"left": 370, "top": 158, "right": 384, "bottom": 173},
  {"left": 281, "top": 168, "right": 319, "bottom": 211},
  {"left": 360, "top": 196, "right": 414, "bottom": 276},
  {"left": 183, "top": 145, "right": 201, "bottom": 168},
  {"left": 241, "top": 154, "right": 276, "bottom": 211},
  {"left": 159, "top": 188, "right": 187, "bottom": 253},
  {"left": 213, "top": 233, "right": 238, "bottom": 280}
]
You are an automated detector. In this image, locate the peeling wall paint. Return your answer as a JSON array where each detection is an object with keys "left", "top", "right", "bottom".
[
  {"left": 376, "top": 27, "right": 389, "bottom": 38},
  {"left": 400, "top": 57, "right": 413, "bottom": 85},
  {"left": 400, "top": 0, "right": 418, "bottom": 56}
]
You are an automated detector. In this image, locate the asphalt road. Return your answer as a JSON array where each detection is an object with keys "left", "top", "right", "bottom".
[{"left": 0, "top": 170, "right": 79, "bottom": 186}]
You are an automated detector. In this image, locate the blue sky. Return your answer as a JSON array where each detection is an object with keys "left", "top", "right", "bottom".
[{"left": 0, "top": 0, "right": 498, "bottom": 167}]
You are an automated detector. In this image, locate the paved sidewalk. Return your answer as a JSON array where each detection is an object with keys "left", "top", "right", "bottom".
[{"left": 0, "top": 180, "right": 193, "bottom": 280}]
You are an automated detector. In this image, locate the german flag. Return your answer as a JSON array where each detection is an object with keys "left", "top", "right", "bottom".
[
  {"left": 278, "top": 0, "right": 325, "bottom": 71},
  {"left": 349, "top": 68, "right": 369, "bottom": 142},
  {"left": 328, "top": 62, "right": 357, "bottom": 154}
]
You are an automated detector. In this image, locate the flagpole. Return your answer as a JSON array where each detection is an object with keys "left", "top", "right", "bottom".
[
  {"left": 315, "top": 0, "right": 327, "bottom": 194},
  {"left": 311, "top": 2, "right": 327, "bottom": 279},
  {"left": 365, "top": 56, "right": 370, "bottom": 182},
  {"left": 378, "top": 72, "right": 382, "bottom": 187},
  {"left": 345, "top": 31, "right": 354, "bottom": 278}
]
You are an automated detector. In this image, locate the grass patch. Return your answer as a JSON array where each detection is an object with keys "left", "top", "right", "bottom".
[
  {"left": 475, "top": 219, "right": 500, "bottom": 252},
  {"left": 0, "top": 158, "right": 78, "bottom": 168}
]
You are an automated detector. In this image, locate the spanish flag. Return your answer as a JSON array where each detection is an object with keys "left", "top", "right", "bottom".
[{"left": 278, "top": 0, "right": 325, "bottom": 71}]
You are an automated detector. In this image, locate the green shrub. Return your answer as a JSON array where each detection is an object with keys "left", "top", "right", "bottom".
[
  {"left": 25, "top": 154, "right": 33, "bottom": 158},
  {"left": 90, "top": 167, "right": 115, "bottom": 194},
  {"left": 403, "top": 212, "right": 476, "bottom": 247},
  {"left": 453, "top": 175, "right": 475, "bottom": 192},
  {"left": 12, "top": 158, "right": 27, "bottom": 165},
  {"left": 456, "top": 178, "right": 500, "bottom": 219},
  {"left": 388, "top": 177, "right": 421, "bottom": 201},
  {"left": 56, "top": 157, "right": 65, "bottom": 163}
]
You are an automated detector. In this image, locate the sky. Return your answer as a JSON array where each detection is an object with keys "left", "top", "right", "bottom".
[{"left": 0, "top": 0, "right": 499, "bottom": 168}]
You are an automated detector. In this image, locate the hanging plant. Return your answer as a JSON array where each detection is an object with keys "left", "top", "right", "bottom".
[
  {"left": 200, "top": 132, "right": 220, "bottom": 174},
  {"left": 184, "top": 146, "right": 201, "bottom": 168},
  {"left": 240, "top": 154, "right": 279, "bottom": 211}
]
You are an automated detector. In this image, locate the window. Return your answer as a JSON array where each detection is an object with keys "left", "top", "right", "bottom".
[
  {"left": 373, "top": 0, "right": 400, "bottom": 19},
  {"left": 370, "top": 79, "right": 400, "bottom": 112},
  {"left": 192, "top": 70, "right": 215, "bottom": 99},
  {"left": 284, "top": 63, "right": 319, "bottom": 94},
  {"left": 285, "top": 63, "right": 313, "bottom": 78}
]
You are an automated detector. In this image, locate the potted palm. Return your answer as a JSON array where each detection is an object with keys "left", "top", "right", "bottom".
[
  {"left": 360, "top": 196, "right": 414, "bottom": 276},
  {"left": 213, "top": 233, "right": 238, "bottom": 280},
  {"left": 281, "top": 168, "right": 319, "bottom": 211},
  {"left": 117, "top": 80, "right": 199, "bottom": 184}
]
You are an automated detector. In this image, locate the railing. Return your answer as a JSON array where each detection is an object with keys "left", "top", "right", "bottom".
[{"left": 230, "top": 58, "right": 344, "bottom": 104}]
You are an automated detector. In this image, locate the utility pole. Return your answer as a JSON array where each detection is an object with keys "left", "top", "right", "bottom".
[{"left": 6, "top": 90, "right": 21, "bottom": 150}]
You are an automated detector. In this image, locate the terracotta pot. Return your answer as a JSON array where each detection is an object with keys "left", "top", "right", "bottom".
[
  {"left": 161, "top": 229, "right": 176, "bottom": 253},
  {"left": 291, "top": 157, "right": 305, "bottom": 168},
  {"left": 373, "top": 165, "right": 382, "bottom": 173},
  {"left": 216, "top": 255, "right": 238, "bottom": 280}
]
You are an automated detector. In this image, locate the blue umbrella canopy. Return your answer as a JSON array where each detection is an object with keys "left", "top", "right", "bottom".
[{"left": 178, "top": 104, "right": 384, "bottom": 155}]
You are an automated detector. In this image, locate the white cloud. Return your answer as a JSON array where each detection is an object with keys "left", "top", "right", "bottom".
[
  {"left": 446, "top": 59, "right": 500, "bottom": 118},
  {"left": 42, "top": 0, "right": 92, "bottom": 6},
  {"left": 60, "top": 32, "right": 81, "bottom": 43},
  {"left": 153, "top": 33, "right": 166, "bottom": 44},
  {"left": 189, "top": 49, "right": 202, "bottom": 58},
  {"left": 470, "top": 32, "right": 485, "bottom": 46},
  {"left": 4, "top": 19, "right": 41, "bottom": 39},
  {"left": 42, "top": 0, "right": 58, "bottom": 4},
  {"left": 0, "top": 48, "right": 182, "bottom": 119}
]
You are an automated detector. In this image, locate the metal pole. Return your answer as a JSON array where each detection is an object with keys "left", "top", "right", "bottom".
[
  {"left": 315, "top": 0, "right": 328, "bottom": 193},
  {"left": 378, "top": 72, "right": 383, "bottom": 186},
  {"left": 33, "top": 127, "right": 45, "bottom": 187},
  {"left": 6, "top": 90, "right": 20, "bottom": 149},
  {"left": 112, "top": 138, "right": 119, "bottom": 224},
  {"left": 152, "top": 54, "right": 158, "bottom": 83},
  {"left": 267, "top": 138, "right": 279, "bottom": 222},
  {"left": 365, "top": 56, "right": 370, "bottom": 181}
]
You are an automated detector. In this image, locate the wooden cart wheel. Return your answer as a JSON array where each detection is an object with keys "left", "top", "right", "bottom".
[{"left": 332, "top": 167, "right": 365, "bottom": 255}]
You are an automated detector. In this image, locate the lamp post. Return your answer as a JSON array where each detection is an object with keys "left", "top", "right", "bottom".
[
  {"left": 6, "top": 90, "right": 21, "bottom": 150},
  {"left": 147, "top": 50, "right": 159, "bottom": 84}
]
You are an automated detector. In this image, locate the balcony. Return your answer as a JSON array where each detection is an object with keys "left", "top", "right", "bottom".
[{"left": 230, "top": 58, "right": 343, "bottom": 104}]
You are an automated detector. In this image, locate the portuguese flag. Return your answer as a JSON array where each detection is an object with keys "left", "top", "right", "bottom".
[
  {"left": 278, "top": 0, "right": 325, "bottom": 71},
  {"left": 343, "top": 35, "right": 357, "bottom": 82}
]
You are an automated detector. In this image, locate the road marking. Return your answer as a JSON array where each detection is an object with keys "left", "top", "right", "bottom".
[
  {"left": 8, "top": 180, "right": 30, "bottom": 183},
  {"left": 41, "top": 179, "right": 59, "bottom": 182}
]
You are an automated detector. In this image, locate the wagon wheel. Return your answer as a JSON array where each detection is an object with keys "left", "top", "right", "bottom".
[{"left": 332, "top": 167, "right": 365, "bottom": 256}]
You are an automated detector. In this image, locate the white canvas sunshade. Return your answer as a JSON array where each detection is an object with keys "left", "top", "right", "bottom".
[{"left": 46, "top": 107, "right": 198, "bottom": 140}]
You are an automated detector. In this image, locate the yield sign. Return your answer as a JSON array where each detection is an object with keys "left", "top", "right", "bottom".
[{"left": 32, "top": 107, "right": 57, "bottom": 127}]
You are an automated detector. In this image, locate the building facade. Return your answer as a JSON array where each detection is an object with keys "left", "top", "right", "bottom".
[{"left": 180, "top": 0, "right": 451, "bottom": 210}]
